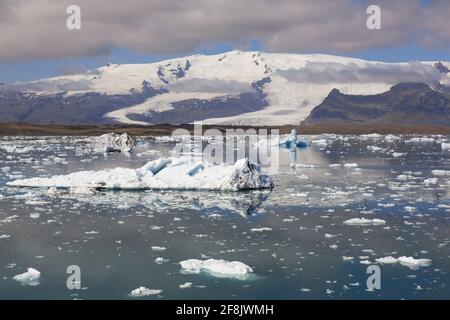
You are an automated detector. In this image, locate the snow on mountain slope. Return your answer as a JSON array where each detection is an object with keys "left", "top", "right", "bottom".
[{"left": 4, "top": 51, "right": 449, "bottom": 126}]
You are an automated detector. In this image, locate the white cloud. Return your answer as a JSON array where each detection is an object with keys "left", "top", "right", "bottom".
[
  {"left": 0, "top": 0, "right": 448, "bottom": 61},
  {"left": 277, "top": 61, "right": 445, "bottom": 84}
]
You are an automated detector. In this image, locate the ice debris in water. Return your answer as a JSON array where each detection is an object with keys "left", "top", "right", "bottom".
[
  {"left": 407, "top": 137, "right": 435, "bottom": 143},
  {"left": 180, "top": 259, "right": 254, "bottom": 279},
  {"left": 128, "top": 286, "right": 162, "bottom": 297},
  {"left": 441, "top": 143, "right": 450, "bottom": 151},
  {"left": 375, "top": 256, "right": 431, "bottom": 269},
  {"left": 343, "top": 218, "right": 386, "bottom": 226},
  {"left": 13, "top": 267, "right": 41, "bottom": 286},
  {"left": 279, "top": 129, "right": 308, "bottom": 149},
  {"left": 7, "top": 157, "right": 273, "bottom": 191},
  {"left": 95, "top": 133, "right": 135, "bottom": 153}
]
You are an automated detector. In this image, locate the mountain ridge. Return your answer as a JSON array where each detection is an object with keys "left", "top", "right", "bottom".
[
  {"left": 1, "top": 50, "right": 449, "bottom": 126},
  {"left": 303, "top": 82, "right": 450, "bottom": 126}
]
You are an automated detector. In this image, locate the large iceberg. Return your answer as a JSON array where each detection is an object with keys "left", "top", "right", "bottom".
[{"left": 7, "top": 157, "right": 273, "bottom": 191}]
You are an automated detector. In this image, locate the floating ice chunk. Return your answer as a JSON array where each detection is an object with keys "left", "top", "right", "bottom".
[
  {"left": 375, "top": 256, "right": 431, "bottom": 269},
  {"left": 128, "top": 286, "right": 162, "bottom": 297},
  {"left": 154, "top": 257, "right": 168, "bottom": 265},
  {"left": 342, "top": 256, "right": 354, "bottom": 262},
  {"left": 343, "top": 163, "right": 358, "bottom": 168},
  {"left": 0, "top": 215, "right": 19, "bottom": 224},
  {"left": 279, "top": 129, "right": 308, "bottom": 149},
  {"left": 404, "top": 206, "right": 417, "bottom": 213},
  {"left": 95, "top": 133, "right": 136, "bottom": 153},
  {"left": 367, "top": 146, "right": 383, "bottom": 152},
  {"left": 361, "top": 133, "right": 381, "bottom": 139},
  {"left": 424, "top": 178, "right": 438, "bottom": 185},
  {"left": 392, "top": 153, "right": 406, "bottom": 158},
  {"left": 407, "top": 137, "right": 434, "bottom": 143},
  {"left": 312, "top": 139, "right": 327, "bottom": 147},
  {"left": 13, "top": 268, "right": 41, "bottom": 286},
  {"left": 179, "top": 282, "right": 193, "bottom": 289},
  {"left": 442, "top": 143, "right": 450, "bottom": 151},
  {"left": 398, "top": 256, "right": 432, "bottom": 269},
  {"left": 7, "top": 157, "right": 273, "bottom": 192},
  {"left": 0, "top": 234, "right": 10, "bottom": 239},
  {"left": 151, "top": 246, "right": 167, "bottom": 252},
  {"left": 250, "top": 227, "right": 272, "bottom": 232},
  {"left": 375, "top": 256, "right": 398, "bottom": 264},
  {"left": 385, "top": 134, "right": 400, "bottom": 142},
  {"left": 343, "top": 218, "right": 386, "bottom": 226},
  {"left": 180, "top": 259, "right": 253, "bottom": 279},
  {"left": 432, "top": 170, "right": 450, "bottom": 176}
]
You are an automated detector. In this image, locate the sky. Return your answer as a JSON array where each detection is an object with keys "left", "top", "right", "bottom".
[{"left": 0, "top": 0, "right": 449, "bottom": 83}]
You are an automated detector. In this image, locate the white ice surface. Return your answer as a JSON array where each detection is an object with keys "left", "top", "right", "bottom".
[
  {"left": 180, "top": 258, "right": 254, "bottom": 279},
  {"left": 376, "top": 256, "right": 431, "bottom": 269},
  {"left": 343, "top": 218, "right": 386, "bottom": 226},
  {"left": 13, "top": 268, "right": 41, "bottom": 285},
  {"left": 128, "top": 286, "right": 162, "bottom": 297},
  {"left": 7, "top": 158, "right": 273, "bottom": 191}
]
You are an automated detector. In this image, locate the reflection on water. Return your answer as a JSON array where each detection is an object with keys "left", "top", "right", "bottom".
[{"left": 0, "top": 134, "right": 450, "bottom": 299}]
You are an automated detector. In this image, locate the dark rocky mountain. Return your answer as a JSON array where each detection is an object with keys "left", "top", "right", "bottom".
[
  {"left": 0, "top": 82, "right": 166, "bottom": 125},
  {"left": 303, "top": 82, "right": 450, "bottom": 126}
]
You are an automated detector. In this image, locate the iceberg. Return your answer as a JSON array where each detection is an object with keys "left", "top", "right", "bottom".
[
  {"left": 180, "top": 259, "right": 254, "bottom": 279},
  {"left": 407, "top": 137, "right": 434, "bottom": 143},
  {"left": 13, "top": 267, "right": 41, "bottom": 286},
  {"left": 343, "top": 218, "right": 386, "bottom": 226},
  {"left": 128, "top": 286, "right": 162, "bottom": 297},
  {"left": 375, "top": 256, "right": 431, "bottom": 270},
  {"left": 95, "top": 133, "right": 136, "bottom": 153},
  {"left": 7, "top": 157, "right": 273, "bottom": 191},
  {"left": 442, "top": 143, "right": 450, "bottom": 151},
  {"left": 279, "top": 129, "right": 308, "bottom": 149}
]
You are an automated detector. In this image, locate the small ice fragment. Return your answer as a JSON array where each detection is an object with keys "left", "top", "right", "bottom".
[
  {"left": 13, "top": 268, "right": 41, "bottom": 286},
  {"left": 151, "top": 246, "right": 167, "bottom": 252},
  {"left": 343, "top": 218, "right": 386, "bottom": 226},
  {"left": 442, "top": 143, "right": 450, "bottom": 151},
  {"left": 375, "top": 256, "right": 398, "bottom": 264},
  {"left": 179, "top": 282, "right": 193, "bottom": 289},
  {"left": 250, "top": 227, "right": 272, "bottom": 232},
  {"left": 128, "top": 286, "right": 162, "bottom": 297}
]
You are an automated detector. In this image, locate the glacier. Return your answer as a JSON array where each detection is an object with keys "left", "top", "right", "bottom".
[
  {"left": 5, "top": 50, "right": 449, "bottom": 126},
  {"left": 7, "top": 157, "right": 273, "bottom": 191}
]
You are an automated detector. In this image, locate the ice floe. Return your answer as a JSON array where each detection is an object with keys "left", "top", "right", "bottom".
[
  {"left": 442, "top": 143, "right": 450, "bottom": 151},
  {"left": 180, "top": 259, "right": 254, "bottom": 279},
  {"left": 375, "top": 256, "right": 431, "bottom": 269},
  {"left": 94, "top": 133, "right": 136, "bottom": 153},
  {"left": 7, "top": 157, "right": 273, "bottom": 191},
  {"left": 343, "top": 218, "right": 386, "bottom": 226},
  {"left": 128, "top": 286, "right": 162, "bottom": 297},
  {"left": 13, "top": 268, "right": 41, "bottom": 286}
]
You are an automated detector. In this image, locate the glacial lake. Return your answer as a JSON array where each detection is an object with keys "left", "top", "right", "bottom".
[{"left": 0, "top": 134, "right": 449, "bottom": 299}]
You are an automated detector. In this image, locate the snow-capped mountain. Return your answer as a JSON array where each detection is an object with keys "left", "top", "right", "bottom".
[{"left": 1, "top": 50, "right": 449, "bottom": 125}]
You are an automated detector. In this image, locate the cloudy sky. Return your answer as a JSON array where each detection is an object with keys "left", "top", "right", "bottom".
[{"left": 0, "top": 0, "right": 449, "bottom": 82}]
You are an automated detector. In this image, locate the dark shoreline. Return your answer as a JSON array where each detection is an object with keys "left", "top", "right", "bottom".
[{"left": 1, "top": 123, "right": 450, "bottom": 136}]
